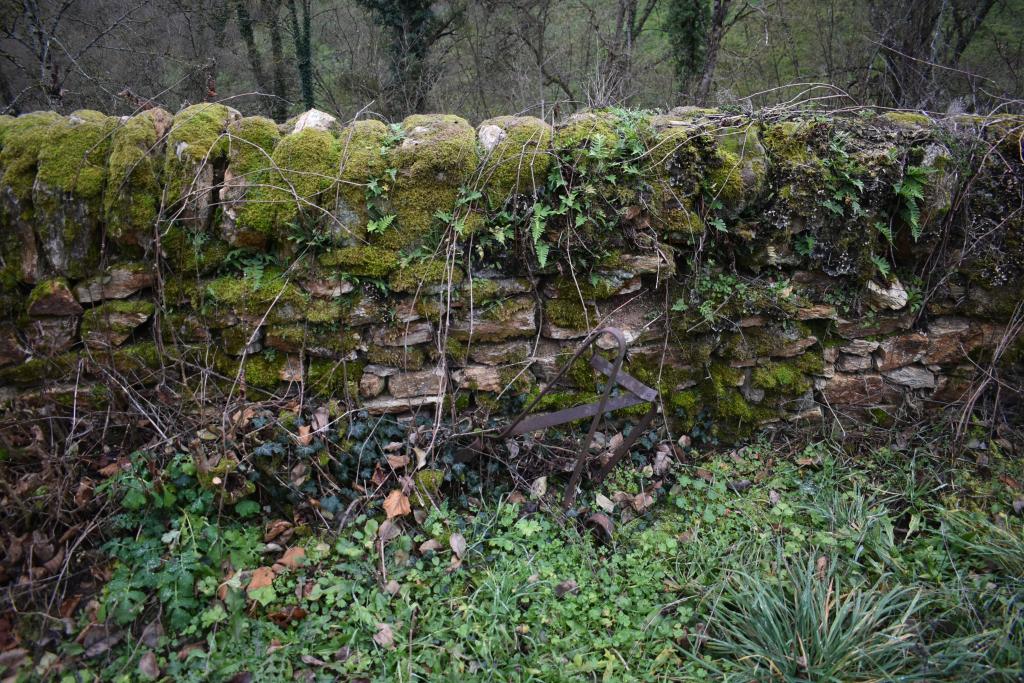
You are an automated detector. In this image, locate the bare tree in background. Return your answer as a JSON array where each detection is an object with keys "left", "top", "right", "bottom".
[
  {"left": 587, "top": 0, "right": 661, "bottom": 105},
  {"left": 354, "top": 0, "right": 464, "bottom": 115},
  {"left": 867, "top": 0, "right": 999, "bottom": 109},
  {"left": 234, "top": 0, "right": 291, "bottom": 120}
]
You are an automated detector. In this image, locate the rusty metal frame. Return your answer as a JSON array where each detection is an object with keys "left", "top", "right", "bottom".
[{"left": 498, "top": 327, "right": 660, "bottom": 509}]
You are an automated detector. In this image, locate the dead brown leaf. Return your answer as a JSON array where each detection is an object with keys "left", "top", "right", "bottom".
[
  {"left": 373, "top": 623, "right": 395, "bottom": 649},
  {"left": 264, "top": 520, "right": 293, "bottom": 543},
  {"left": 555, "top": 579, "right": 578, "bottom": 598},
  {"left": 267, "top": 606, "right": 307, "bottom": 627},
  {"left": 277, "top": 547, "right": 306, "bottom": 571},
  {"left": 311, "top": 406, "right": 329, "bottom": 434},
  {"left": 247, "top": 567, "right": 275, "bottom": 593},
  {"left": 632, "top": 491, "right": 655, "bottom": 512},
  {"left": 386, "top": 454, "right": 410, "bottom": 469},
  {"left": 449, "top": 532, "right": 467, "bottom": 558},
  {"left": 378, "top": 519, "right": 401, "bottom": 543},
  {"left": 594, "top": 493, "right": 615, "bottom": 512},
  {"left": 383, "top": 490, "right": 411, "bottom": 518},
  {"left": 585, "top": 513, "right": 613, "bottom": 542},
  {"left": 815, "top": 555, "right": 828, "bottom": 581},
  {"left": 138, "top": 651, "right": 159, "bottom": 680},
  {"left": 301, "top": 654, "right": 327, "bottom": 667},
  {"left": 297, "top": 425, "right": 312, "bottom": 446},
  {"left": 419, "top": 539, "right": 442, "bottom": 554}
]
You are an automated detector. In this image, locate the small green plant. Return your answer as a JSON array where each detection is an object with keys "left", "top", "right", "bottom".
[
  {"left": 223, "top": 248, "right": 276, "bottom": 281},
  {"left": 366, "top": 213, "right": 396, "bottom": 234},
  {"left": 870, "top": 253, "right": 892, "bottom": 278},
  {"left": 795, "top": 233, "right": 816, "bottom": 258},
  {"left": 698, "top": 556, "right": 927, "bottom": 681},
  {"left": 894, "top": 165, "right": 935, "bottom": 242}
]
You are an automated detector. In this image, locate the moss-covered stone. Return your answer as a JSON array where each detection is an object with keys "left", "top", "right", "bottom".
[
  {"left": 319, "top": 245, "right": 399, "bottom": 278},
  {"left": 220, "top": 116, "right": 282, "bottom": 248},
  {"left": 366, "top": 344, "right": 426, "bottom": 369},
  {"left": 162, "top": 226, "right": 231, "bottom": 275},
  {"left": 751, "top": 360, "right": 812, "bottom": 396},
  {"left": 163, "top": 104, "right": 238, "bottom": 213},
  {"left": 0, "top": 111, "right": 62, "bottom": 207},
  {"left": 882, "top": 112, "right": 934, "bottom": 129},
  {"left": 478, "top": 116, "right": 553, "bottom": 203},
  {"left": 412, "top": 468, "right": 444, "bottom": 506},
  {"left": 388, "top": 259, "right": 463, "bottom": 293},
  {"left": 335, "top": 120, "right": 390, "bottom": 243},
  {"left": 0, "top": 352, "right": 77, "bottom": 387},
  {"left": 31, "top": 111, "right": 117, "bottom": 278},
  {"left": 380, "top": 115, "right": 478, "bottom": 251},
  {"left": 235, "top": 127, "right": 340, "bottom": 241},
  {"left": 205, "top": 270, "right": 307, "bottom": 321},
  {"left": 104, "top": 109, "right": 172, "bottom": 249},
  {"left": 544, "top": 298, "right": 597, "bottom": 331},
  {"left": 307, "top": 357, "right": 364, "bottom": 399},
  {"left": 240, "top": 351, "right": 287, "bottom": 389}
]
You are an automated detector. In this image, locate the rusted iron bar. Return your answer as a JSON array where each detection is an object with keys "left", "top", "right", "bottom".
[{"left": 499, "top": 327, "right": 660, "bottom": 509}]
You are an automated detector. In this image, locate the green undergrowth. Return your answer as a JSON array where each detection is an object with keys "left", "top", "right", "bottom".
[{"left": 31, "top": 421, "right": 1023, "bottom": 682}]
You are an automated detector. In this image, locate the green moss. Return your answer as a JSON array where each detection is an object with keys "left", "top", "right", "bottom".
[
  {"left": 412, "top": 469, "right": 444, "bottom": 506},
  {"left": 554, "top": 112, "right": 621, "bottom": 151},
  {"left": 462, "top": 278, "right": 502, "bottom": 303},
  {"left": 269, "top": 323, "right": 358, "bottom": 355},
  {"left": 162, "top": 226, "right": 230, "bottom": 275},
  {"left": 882, "top": 112, "right": 933, "bottom": 128},
  {"left": 707, "top": 148, "right": 746, "bottom": 206},
  {"left": 235, "top": 128, "right": 340, "bottom": 239},
  {"left": 667, "top": 388, "right": 701, "bottom": 428},
  {"left": 479, "top": 116, "right": 553, "bottom": 202},
  {"left": 307, "top": 358, "right": 364, "bottom": 399},
  {"left": 319, "top": 245, "right": 399, "bottom": 277},
  {"left": 336, "top": 120, "right": 389, "bottom": 242},
  {"left": 0, "top": 111, "right": 62, "bottom": 206},
  {"left": 226, "top": 116, "right": 281, "bottom": 178},
  {"left": 27, "top": 278, "right": 71, "bottom": 313},
  {"left": 163, "top": 104, "right": 235, "bottom": 207},
  {"left": 551, "top": 274, "right": 629, "bottom": 301},
  {"left": 101, "top": 112, "right": 164, "bottom": 242},
  {"left": 382, "top": 115, "right": 478, "bottom": 251},
  {"left": 110, "top": 342, "right": 164, "bottom": 374},
  {"left": 389, "top": 259, "right": 463, "bottom": 293},
  {"left": 0, "top": 353, "right": 76, "bottom": 387},
  {"left": 241, "top": 352, "right": 287, "bottom": 389},
  {"left": 36, "top": 111, "right": 116, "bottom": 200},
  {"left": 751, "top": 361, "right": 812, "bottom": 396},
  {"left": 220, "top": 324, "right": 261, "bottom": 355},
  {"left": 761, "top": 120, "right": 814, "bottom": 165},
  {"left": 305, "top": 298, "right": 345, "bottom": 324},
  {"left": 482, "top": 295, "right": 534, "bottom": 322},
  {"left": 205, "top": 270, "right": 307, "bottom": 317},
  {"left": 544, "top": 298, "right": 597, "bottom": 331},
  {"left": 366, "top": 344, "right": 425, "bottom": 369},
  {"left": 81, "top": 299, "right": 155, "bottom": 337}
]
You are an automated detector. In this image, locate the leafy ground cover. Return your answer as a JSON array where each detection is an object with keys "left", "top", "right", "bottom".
[{"left": 4, "top": 417, "right": 1023, "bottom": 682}]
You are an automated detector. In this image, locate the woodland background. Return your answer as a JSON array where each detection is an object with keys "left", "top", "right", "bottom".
[{"left": 1, "top": 0, "right": 1021, "bottom": 122}]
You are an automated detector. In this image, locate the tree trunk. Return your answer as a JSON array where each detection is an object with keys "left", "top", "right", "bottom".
[
  {"left": 287, "top": 0, "right": 315, "bottom": 110},
  {"left": 695, "top": 0, "right": 731, "bottom": 102}
]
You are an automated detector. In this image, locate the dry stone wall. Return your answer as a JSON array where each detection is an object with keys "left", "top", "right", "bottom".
[{"left": 0, "top": 105, "right": 1021, "bottom": 443}]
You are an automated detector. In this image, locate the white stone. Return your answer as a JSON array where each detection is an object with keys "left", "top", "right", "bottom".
[
  {"left": 866, "top": 278, "right": 908, "bottom": 311},
  {"left": 478, "top": 124, "right": 507, "bottom": 151},
  {"left": 292, "top": 109, "right": 337, "bottom": 133}
]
